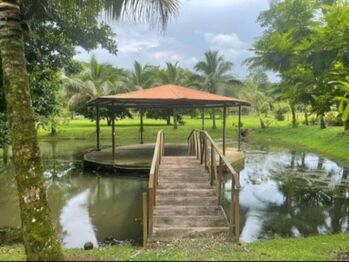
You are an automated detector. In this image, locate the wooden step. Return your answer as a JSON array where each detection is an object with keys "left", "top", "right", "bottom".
[
  {"left": 153, "top": 216, "right": 228, "bottom": 227},
  {"left": 156, "top": 196, "right": 217, "bottom": 206},
  {"left": 156, "top": 189, "right": 215, "bottom": 197},
  {"left": 158, "top": 176, "right": 210, "bottom": 183},
  {"left": 157, "top": 182, "right": 212, "bottom": 189},
  {"left": 153, "top": 206, "right": 224, "bottom": 217},
  {"left": 151, "top": 226, "right": 230, "bottom": 239}
]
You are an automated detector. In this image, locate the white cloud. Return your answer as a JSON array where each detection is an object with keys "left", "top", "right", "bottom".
[
  {"left": 203, "top": 32, "right": 251, "bottom": 61},
  {"left": 151, "top": 51, "right": 183, "bottom": 62}
]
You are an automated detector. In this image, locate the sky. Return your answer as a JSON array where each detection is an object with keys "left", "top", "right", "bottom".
[{"left": 74, "top": 0, "right": 272, "bottom": 81}]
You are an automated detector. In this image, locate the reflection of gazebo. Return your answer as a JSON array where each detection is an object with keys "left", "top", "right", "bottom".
[{"left": 87, "top": 84, "right": 249, "bottom": 166}]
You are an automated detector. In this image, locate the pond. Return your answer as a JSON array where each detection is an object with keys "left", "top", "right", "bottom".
[
  {"left": 0, "top": 139, "right": 348, "bottom": 247},
  {"left": 224, "top": 143, "right": 349, "bottom": 243}
]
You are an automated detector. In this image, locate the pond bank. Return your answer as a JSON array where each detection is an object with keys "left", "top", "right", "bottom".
[
  {"left": 250, "top": 125, "right": 349, "bottom": 166},
  {"left": 1, "top": 233, "right": 349, "bottom": 261}
]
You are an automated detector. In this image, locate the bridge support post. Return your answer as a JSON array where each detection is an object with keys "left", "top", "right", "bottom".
[
  {"left": 111, "top": 103, "right": 116, "bottom": 164},
  {"left": 201, "top": 108, "right": 205, "bottom": 130},
  {"left": 223, "top": 106, "right": 227, "bottom": 156},
  {"left": 140, "top": 108, "right": 144, "bottom": 144},
  {"left": 96, "top": 105, "right": 100, "bottom": 151}
]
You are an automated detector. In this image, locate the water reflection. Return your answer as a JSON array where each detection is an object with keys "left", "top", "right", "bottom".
[
  {"left": 1, "top": 139, "right": 348, "bottom": 247},
  {"left": 224, "top": 147, "right": 349, "bottom": 243},
  {"left": 60, "top": 189, "right": 98, "bottom": 248},
  {"left": 0, "top": 139, "right": 147, "bottom": 248}
]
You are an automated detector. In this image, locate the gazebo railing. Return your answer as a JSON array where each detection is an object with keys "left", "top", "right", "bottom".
[
  {"left": 142, "top": 129, "right": 164, "bottom": 248},
  {"left": 187, "top": 129, "right": 240, "bottom": 242}
]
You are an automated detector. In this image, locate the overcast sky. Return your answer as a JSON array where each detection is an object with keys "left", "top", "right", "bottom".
[{"left": 74, "top": 0, "right": 272, "bottom": 81}]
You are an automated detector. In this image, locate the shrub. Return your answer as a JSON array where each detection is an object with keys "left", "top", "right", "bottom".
[{"left": 324, "top": 111, "right": 343, "bottom": 126}]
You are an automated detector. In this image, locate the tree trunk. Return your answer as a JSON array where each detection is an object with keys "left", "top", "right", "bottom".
[
  {"left": 291, "top": 105, "right": 297, "bottom": 128},
  {"left": 166, "top": 111, "right": 171, "bottom": 125},
  {"left": 0, "top": 1, "right": 63, "bottom": 260},
  {"left": 345, "top": 118, "right": 349, "bottom": 131},
  {"left": 304, "top": 110, "right": 309, "bottom": 126},
  {"left": 320, "top": 114, "right": 326, "bottom": 129},
  {"left": 211, "top": 108, "right": 216, "bottom": 129},
  {"left": 260, "top": 118, "right": 266, "bottom": 129},
  {"left": 2, "top": 143, "right": 8, "bottom": 164},
  {"left": 173, "top": 109, "right": 177, "bottom": 129},
  {"left": 50, "top": 126, "right": 57, "bottom": 136}
]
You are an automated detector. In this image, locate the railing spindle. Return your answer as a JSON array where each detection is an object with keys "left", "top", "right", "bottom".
[{"left": 187, "top": 129, "right": 240, "bottom": 243}]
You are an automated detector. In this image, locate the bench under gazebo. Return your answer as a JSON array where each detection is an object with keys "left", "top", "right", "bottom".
[{"left": 84, "top": 84, "right": 249, "bottom": 172}]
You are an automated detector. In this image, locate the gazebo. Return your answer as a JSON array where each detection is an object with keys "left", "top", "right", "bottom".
[{"left": 87, "top": 84, "right": 249, "bottom": 169}]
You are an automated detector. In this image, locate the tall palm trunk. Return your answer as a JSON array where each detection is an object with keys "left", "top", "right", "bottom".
[
  {"left": 320, "top": 113, "right": 326, "bottom": 129},
  {"left": 304, "top": 110, "right": 309, "bottom": 126},
  {"left": 0, "top": 1, "right": 63, "bottom": 260},
  {"left": 211, "top": 108, "right": 216, "bottom": 129},
  {"left": 345, "top": 118, "right": 349, "bottom": 131},
  {"left": 290, "top": 104, "right": 297, "bottom": 128}
]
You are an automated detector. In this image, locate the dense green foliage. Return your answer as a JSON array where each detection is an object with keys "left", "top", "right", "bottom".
[{"left": 248, "top": 0, "right": 349, "bottom": 130}]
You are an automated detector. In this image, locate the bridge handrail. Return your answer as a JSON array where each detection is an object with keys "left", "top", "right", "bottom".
[
  {"left": 187, "top": 129, "right": 240, "bottom": 242},
  {"left": 142, "top": 129, "right": 164, "bottom": 248}
]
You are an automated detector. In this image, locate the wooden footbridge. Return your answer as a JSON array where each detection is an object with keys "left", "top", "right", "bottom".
[{"left": 142, "top": 129, "right": 240, "bottom": 248}]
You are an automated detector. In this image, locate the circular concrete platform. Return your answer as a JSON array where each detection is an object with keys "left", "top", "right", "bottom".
[
  {"left": 84, "top": 143, "right": 188, "bottom": 174},
  {"left": 83, "top": 143, "right": 244, "bottom": 174}
]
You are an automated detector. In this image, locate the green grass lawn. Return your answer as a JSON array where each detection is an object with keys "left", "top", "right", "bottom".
[
  {"left": 37, "top": 115, "right": 349, "bottom": 165},
  {"left": 1, "top": 234, "right": 349, "bottom": 261}
]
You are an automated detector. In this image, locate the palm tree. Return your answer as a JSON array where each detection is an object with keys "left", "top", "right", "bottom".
[
  {"left": 159, "top": 62, "right": 189, "bottom": 85},
  {"left": 126, "top": 61, "right": 156, "bottom": 90},
  {"left": 0, "top": 0, "right": 179, "bottom": 260},
  {"left": 63, "top": 56, "right": 128, "bottom": 118},
  {"left": 195, "top": 50, "right": 233, "bottom": 129}
]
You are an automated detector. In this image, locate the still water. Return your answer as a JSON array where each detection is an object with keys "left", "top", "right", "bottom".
[
  {"left": 0, "top": 140, "right": 348, "bottom": 247},
  {"left": 224, "top": 144, "right": 349, "bottom": 243}
]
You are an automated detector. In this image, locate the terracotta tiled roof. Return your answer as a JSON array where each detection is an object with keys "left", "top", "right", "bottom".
[{"left": 89, "top": 84, "right": 249, "bottom": 107}]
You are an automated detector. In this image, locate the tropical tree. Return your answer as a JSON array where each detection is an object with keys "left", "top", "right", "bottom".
[
  {"left": 64, "top": 56, "right": 129, "bottom": 119},
  {"left": 335, "top": 79, "right": 349, "bottom": 131},
  {"left": 0, "top": 0, "right": 179, "bottom": 260},
  {"left": 126, "top": 61, "right": 156, "bottom": 90},
  {"left": 195, "top": 50, "right": 234, "bottom": 129},
  {"left": 241, "top": 78, "right": 272, "bottom": 129}
]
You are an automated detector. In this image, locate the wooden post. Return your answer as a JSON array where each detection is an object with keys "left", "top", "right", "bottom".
[
  {"left": 201, "top": 108, "right": 205, "bottom": 130},
  {"left": 140, "top": 108, "right": 144, "bottom": 144},
  {"left": 234, "top": 187, "right": 240, "bottom": 243},
  {"left": 204, "top": 136, "right": 208, "bottom": 170},
  {"left": 218, "top": 157, "right": 223, "bottom": 205},
  {"left": 238, "top": 105, "right": 241, "bottom": 152},
  {"left": 96, "top": 105, "right": 100, "bottom": 151},
  {"left": 230, "top": 179, "right": 240, "bottom": 243},
  {"left": 111, "top": 104, "right": 116, "bottom": 164},
  {"left": 210, "top": 145, "right": 216, "bottom": 185},
  {"left": 196, "top": 132, "right": 200, "bottom": 160},
  {"left": 173, "top": 108, "right": 178, "bottom": 129},
  {"left": 223, "top": 106, "right": 227, "bottom": 156},
  {"left": 142, "top": 192, "right": 148, "bottom": 249},
  {"left": 200, "top": 133, "right": 204, "bottom": 164},
  {"left": 148, "top": 188, "right": 154, "bottom": 235}
]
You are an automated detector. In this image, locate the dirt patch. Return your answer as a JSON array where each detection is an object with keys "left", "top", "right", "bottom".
[
  {"left": 332, "top": 250, "right": 349, "bottom": 261},
  {"left": 66, "top": 254, "right": 101, "bottom": 261},
  {"left": 0, "top": 227, "right": 22, "bottom": 245}
]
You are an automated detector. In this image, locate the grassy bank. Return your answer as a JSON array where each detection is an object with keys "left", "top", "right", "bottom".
[
  {"left": 37, "top": 115, "right": 349, "bottom": 165},
  {"left": 1, "top": 234, "right": 349, "bottom": 261}
]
